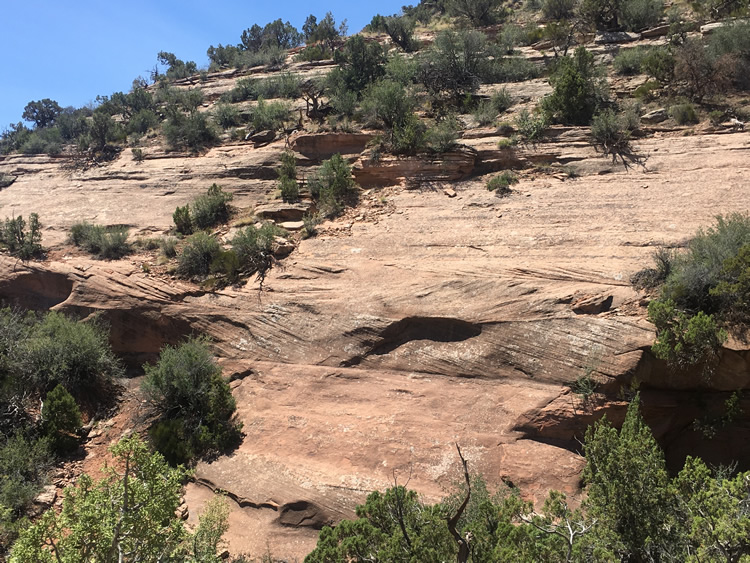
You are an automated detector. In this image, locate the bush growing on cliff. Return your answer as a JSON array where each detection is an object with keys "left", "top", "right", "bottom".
[
  {"left": 41, "top": 384, "right": 82, "bottom": 454},
  {"left": 143, "top": 338, "right": 242, "bottom": 464},
  {"left": 308, "top": 154, "right": 358, "bottom": 217},
  {"left": 69, "top": 222, "right": 131, "bottom": 260},
  {"left": 278, "top": 150, "right": 299, "bottom": 202},
  {"left": 0, "top": 214, "right": 43, "bottom": 260},
  {"left": 192, "top": 184, "right": 233, "bottom": 230},
  {"left": 177, "top": 232, "right": 222, "bottom": 279}
]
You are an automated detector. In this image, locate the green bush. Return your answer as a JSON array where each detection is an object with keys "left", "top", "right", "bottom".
[
  {"left": 417, "top": 30, "right": 489, "bottom": 104},
  {"left": 488, "top": 57, "right": 541, "bottom": 83},
  {"left": 641, "top": 47, "right": 675, "bottom": 84},
  {"left": 69, "top": 222, "right": 130, "bottom": 260},
  {"left": 541, "top": 47, "right": 607, "bottom": 125},
  {"left": 163, "top": 111, "right": 218, "bottom": 151},
  {"left": 487, "top": 171, "right": 519, "bottom": 193},
  {"left": 361, "top": 80, "right": 415, "bottom": 145},
  {"left": 0, "top": 432, "right": 53, "bottom": 541},
  {"left": 159, "top": 237, "right": 178, "bottom": 258},
  {"left": 515, "top": 108, "right": 549, "bottom": 144},
  {"left": 231, "top": 224, "right": 281, "bottom": 276},
  {"left": 254, "top": 73, "right": 301, "bottom": 99},
  {"left": 143, "top": 337, "right": 242, "bottom": 464},
  {"left": 177, "top": 232, "right": 222, "bottom": 279},
  {"left": 448, "top": 0, "right": 507, "bottom": 25},
  {"left": 16, "top": 310, "right": 123, "bottom": 395},
  {"left": 294, "top": 44, "right": 333, "bottom": 62},
  {"left": 473, "top": 100, "right": 497, "bottom": 126},
  {"left": 590, "top": 109, "right": 634, "bottom": 162},
  {"left": 278, "top": 151, "right": 298, "bottom": 202},
  {"left": 620, "top": 0, "right": 663, "bottom": 31},
  {"left": 332, "top": 35, "right": 387, "bottom": 96},
  {"left": 213, "top": 104, "right": 240, "bottom": 129},
  {"left": 20, "top": 128, "right": 62, "bottom": 155},
  {"left": 648, "top": 299, "right": 727, "bottom": 370},
  {"left": 491, "top": 88, "right": 514, "bottom": 113},
  {"left": 383, "top": 15, "right": 418, "bottom": 52},
  {"left": 309, "top": 154, "right": 358, "bottom": 217},
  {"left": 250, "top": 98, "right": 290, "bottom": 131},
  {"left": 191, "top": 184, "right": 233, "bottom": 230},
  {"left": 173, "top": 205, "right": 193, "bottom": 235},
  {"left": 0, "top": 214, "right": 43, "bottom": 260},
  {"left": 542, "top": 0, "right": 577, "bottom": 20},
  {"left": 426, "top": 115, "right": 460, "bottom": 152},
  {"left": 41, "top": 385, "right": 82, "bottom": 454},
  {"left": 662, "top": 214, "right": 750, "bottom": 313},
  {"left": 669, "top": 103, "right": 699, "bottom": 125},
  {"left": 613, "top": 46, "right": 651, "bottom": 75},
  {"left": 392, "top": 113, "right": 428, "bottom": 154},
  {"left": 710, "top": 243, "right": 750, "bottom": 327}
]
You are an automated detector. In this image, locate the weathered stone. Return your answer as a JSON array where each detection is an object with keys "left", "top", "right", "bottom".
[
  {"left": 278, "top": 220, "right": 305, "bottom": 230},
  {"left": 595, "top": 31, "right": 639, "bottom": 43},
  {"left": 640, "top": 24, "right": 670, "bottom": 38},
  {"left": 246, "top": 130, "right": 276, "bottom": 145},
  {"left": 353, "top": 147, "right": 477, "bottom": 187},
  {"left": 254, "top": 202, "right": 310, "bottom": 222},
  {"left": 641, "top": 108, "right": 669, "bottom": 123},
  {"left": 572, "top": 294, "right": 614, "bottom": 314},
  {"left": 272, "top": 236, "right": 295, "bottom": 257},
  {"left": 444, "top": 188, "right": 457, "bottom": 198}
]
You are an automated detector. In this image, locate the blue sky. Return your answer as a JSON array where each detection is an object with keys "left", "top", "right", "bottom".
[{"left": 0, "top": 0, "right": 408, "bottom": 128}]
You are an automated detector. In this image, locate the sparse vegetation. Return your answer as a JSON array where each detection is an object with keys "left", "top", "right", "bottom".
[
  {"left": 487, "top": 171, "right": 519, "bottom": 194},
  {"left": 69, "top": 222, "right": 130, "bottom": 259},
  {"left": 308, "top": 154, "right": 358, "bottom": 217},
  {"left": 277, "top": 150, "right": 299, "bottom": 202},
  {"left": 177, "top": 232, "right": 222, "bottom": 279},
  {"left": 0, "top": 214, "right": 43, "bottom": 260},
  {"left": 173, "top": 184, "right": 233, "bottom": 234}
]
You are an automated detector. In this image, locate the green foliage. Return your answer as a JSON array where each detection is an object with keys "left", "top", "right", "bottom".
[
  {"left": 447, "top": 0, "right": 507, "bottom": 25},
  {"left": 192, "top": 184, "right": 233, "bottom": 230},
  {"left": 308, "top": 154, "right": 358, "bottom": 217},
  {"left": 361, "top": 80, "right": 415, "bottom": 144},
  {"left": 251, "top": 98, "right": 290, "bottom": 131},
  {"left": 648, "top": 299, "right": 727, "bottom": 370},
  {"left": 41, "top": 385, "right": 81, "bottom": 454},
  {"left": 613, "top": 46, "right": 652, "bottom": 75},
  {"left": 710, "top": 243, "right": 750, "bottom": 327},
  {"left": 213, "top": 104, "right": 240, "bottom": 129},
  {"left": 143, "top": 338, "right": 242, "bottom": 464},
  {"left": 177, "top": 232, "right": 222, "bottom": 279},
  {"left": 0, "top": 433, "right": 53, "bottom": 518},
  {"left": 583, "top": 395, "right": 682, "bottom": 560},
  {"left": 333, "top": 35, "right": 387, "bottom": 96},
  {"left": 0, "top": 214, "right": 43, "bottom": 260},
  {"left": 69, "top": 222, "right": 130, "bottom": 260},
  {"left": 418, "top": 30, "right": 490, "bottom": 104},
  {"left": 620, "top": 0, "right": 663, "bottom": 31},
  {"left": 302, "top": 12, "right": 347, "bottom": 50},
  {"left": 541, "top": 47, "right": 607, "bottom": 125},
  {"left": 157, "top": 51, "right": 198, "bottom": 81},
  {"left": 159, "top": 237, "right": 178, "bottom": 259},
  {"left": 674, "top": 39, "right": 736, "bottom": 102},
  {"left": 173, "top": 205, "right": 193, "bottom": 235},
  {"left": 383, "top": 15, "right": 418, "bottom": 52},
  {"left": 641, "top": 46, "right": 675, "bottom": 84},
  {"left": 669, "top": 102, "right": 699, "bottom": 125},
  {"left": 662, "top": 214, "right": 750, "bottom": 313},
  {"left": 426, "top": 115, "right": 460, "bottom": 153},
  {"left": 231, "top": 224, "right": 280, "bottom": 277},
  {"left": 9, "top": 436, "right": 192, "bottom": 562},
  {"left": 22, "top": 99, "right": 62, "bottom": 129},
  {"left": 590, "top": 109, "right": 637, "bottom": 164},
  {"left": 2, "top": 309, "right": 123, "bottom": 396},
  {"left": 20, "top": 127, "right": 62, "bottom": 155},
  {"left": 294, "top": 44, "right": 333, "bottom": 62},
  {"left": 277, "top": 150, "right": 298, "bottom": 202},
  {"left": 491, "top": 88, "right": 514, "bottom": 114},
  {"left": 515, "top": 108, "right": 549, "bottom": 144},
  {"left": 542, "top": 0, "right": 577, "bottom": 20},
  {"left": 164, "top": 111, "right": 219, "bottom": 151},
  {"left": 473, "top": 100, "right": 498, "bottom": 126},
  {"left": 0, "top": 123, "right": 32, "bottom": 155},
  {"left": 487, "top": 171, "right": 519, "bottom": 192}
]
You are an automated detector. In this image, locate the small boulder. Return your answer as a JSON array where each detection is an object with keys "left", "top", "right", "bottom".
[
  {"left": 272, "top": 236, "right": 295, "bottom": 257},
  {"left": 640, "top": 108, "right": 668, "bottom": 124},
  {"left": 572, "top": 294, "right": 614, "bottom": 315},
  {"left": 640, "top": 24, "right": 670, "bottom": 38},
  {"left": 444, "top": 188, "right": 457, "bottom": 198},
  {"left": 594, "top": 31, "right": 639, "bottom": 44},
  {"left": 246, "top": 130, "right": 276, "bottom": 145},
  {"left": 278, "top": 220, "right": 305, "bottom": 231}
]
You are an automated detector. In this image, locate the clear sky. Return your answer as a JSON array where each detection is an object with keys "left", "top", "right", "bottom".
[{"left": 0, "top": 0, "right": 408, "bottom": 129}]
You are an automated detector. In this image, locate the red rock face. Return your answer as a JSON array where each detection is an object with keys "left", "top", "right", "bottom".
[{"left": 2, "top": 103, "right": 750, "bottom": 559}]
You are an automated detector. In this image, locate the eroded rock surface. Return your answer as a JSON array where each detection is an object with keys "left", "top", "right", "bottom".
[{"left": 1, "top": 127, "right": 750, "bottom": 560}]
